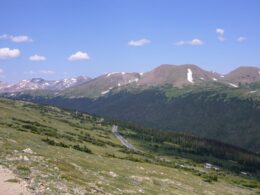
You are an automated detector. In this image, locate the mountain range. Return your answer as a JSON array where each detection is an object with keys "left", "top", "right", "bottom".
[
  {"left": 1, "top": 64, "right": 260, "bottom": 96},
  {"left": 0, "top": 76, "right": 90, "bottom": 93},
  {"left": 1, "top": 64, "right": 260, "bottom": 153}
]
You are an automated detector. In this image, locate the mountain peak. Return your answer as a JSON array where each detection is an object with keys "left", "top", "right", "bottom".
[
  {"left": 138, "top": 64, "right": 220, "bottom": 87},
  {"left": 156, "top": 64, "right": 201, "bottom": 70},
  {"left": 30, "top": 78, "right": 45, "bottom": 83},
  {"left": 229, "top": 66, "right": 260, "bottom": 74},
  {"left": 224, "top": 66, "right": 260, "bottom": 84}
]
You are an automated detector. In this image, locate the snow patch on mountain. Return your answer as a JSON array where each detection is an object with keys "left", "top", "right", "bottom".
[
  {"left": 228, "top": 83, "right": 238, "bottom": 88},
  {"left": 60, "top": 78, "right": 79, "bottom": 88},
  {"left": 212, "top": 78, "right": 218, "bottom": 81},
  {"left": 0, "top": 76, "right": 90, "bottom": 93},
  {"left": 101, "top": 90, "right": 110, "bottom": 95},
  {"left": 128, "top": 78, "right": 139, "bottom": 84},
  {"left": 106, "top": 72, "right": 120, "bottom": 77},
  {"left": 187, "top": 69, "right": 194, "bottom": 83},
  {"left": 106, "top": 72, "right": 126, "bottom": 77}
]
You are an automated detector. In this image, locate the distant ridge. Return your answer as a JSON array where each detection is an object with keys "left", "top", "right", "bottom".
[
  {"left": 0, "top": 64, "right": 259, "bottom": 97},
  {"left": 0, "top": 76, "right": 90, "bottom": 93}
]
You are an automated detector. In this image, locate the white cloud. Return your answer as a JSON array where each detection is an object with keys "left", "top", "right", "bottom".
[
  {"left": 68, "top": 51, "right": 90, "bottom": 61},
  {"left": 24, "top": 71, "right": 36, "bottom": 75},
  {"left": 29, "top": 54, "right": 46, "bottom": 61},
  {"left": 237, "top": 36, "right": 247, "bottom": 42},
  {"left": 176, "top": 38, "right": 204, "bottom": 46},
  {"left": 0, "top": 48, "right": 20, "bottom": 59},
  {"left": 0, "top": 34, "right": 33, "bottom": 43},
  {"left": 190, "top": 39, "right": 204, "bottom": 45},
  {"left": 39, "top": 70, "right": 55, "bottom": 75},
  {"left": 216, "top": 28, "right": 225, "bottom": 42},
  {"left": 11, "top": 35, "right": 32, "bottom": 43},
  {"left": 216, "top": 28, "right": 224, "bottom": 36},
  {"left": 128, "top": 38, "right": 151, "bottom": 46},
  {"left": 0, "top": 69, "right": 3, "bottom": 74}
]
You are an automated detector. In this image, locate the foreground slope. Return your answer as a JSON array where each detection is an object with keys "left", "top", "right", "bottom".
[{"left": 0, "top": 98, "right": 259, "bottom": 194}]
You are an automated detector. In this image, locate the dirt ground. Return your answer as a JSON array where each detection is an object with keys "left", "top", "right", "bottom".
[{"left": 0, "top": 165, "right": 32, "bottom": 195}]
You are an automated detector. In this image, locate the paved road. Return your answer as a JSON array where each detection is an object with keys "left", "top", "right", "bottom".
[{"left": 112, "top": 125, "right": 136, "bottom": 151}]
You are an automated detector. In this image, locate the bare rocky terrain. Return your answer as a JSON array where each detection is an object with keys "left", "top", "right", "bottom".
[{"left": 0, "top": 165, "right": 32, "bottom": 195}]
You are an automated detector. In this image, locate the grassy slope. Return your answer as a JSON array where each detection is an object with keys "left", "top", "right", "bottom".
[{"left": 0, "top": 98, "right": 259, "bottom": 194}]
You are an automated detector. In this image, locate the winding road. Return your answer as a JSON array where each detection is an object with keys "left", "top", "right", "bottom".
[{"left": 112, "top": 125, "right": 137, "bottom": 151}]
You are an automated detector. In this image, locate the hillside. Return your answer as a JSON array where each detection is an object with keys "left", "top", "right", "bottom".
[
  {"left": 0, "top": 98, "right": 259, "bottom": 194},
  {"left": 13, "top": 83, "right": 260, "bottom": 153},
  {"left": 1, "top": 65, "right": 260, "bottom": 153},
  {"left": 61, "top": 72, "right": 141, "bottom": 98},
  {"left": 137, "top": 64, "right": 221, "bottom": 87}
]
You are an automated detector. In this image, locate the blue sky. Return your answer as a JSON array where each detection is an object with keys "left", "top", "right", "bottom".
[{"left": 0, "top": 0, "right": 259, "bottom": 83}]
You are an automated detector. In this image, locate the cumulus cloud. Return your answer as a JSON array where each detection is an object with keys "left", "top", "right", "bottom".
[
  {"left": 128, "top": 38, "right": 151, "bottom": 46},
  {"left": 0, "top": 34, "right": 33, "bottom": 43},
  {"left": 237, "top": 36, "right": 247, "bottom": 42},
  {"left": 216, "top": 28, "right": 224, "bottom": 36},
  {"left": 175, "top": 38, "right": 204, "bottom": 46},
  {"left": 216, "top": 28, "right": 225, "bottom": 42},
  {"left": 68, "top": 51, "right": 90, "bottom": 61},
  {"left": 29, "top": 54, "right": 46, "bottom": 61},
  {"left": 39, "top": 70, "right": 55, "bottom": 74},
  {"left": 0, "top": 48, "right": 20, "bottom": 59}
]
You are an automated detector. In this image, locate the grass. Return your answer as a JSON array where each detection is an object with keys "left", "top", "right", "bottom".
[
  {"left": 0, "top": 98, "right": 259, "bottom": 194},
  {"left": 15, "top": 165, "right": 31, "bottom": 178}
]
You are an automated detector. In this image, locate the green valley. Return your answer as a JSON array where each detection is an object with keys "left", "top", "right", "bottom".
[
  {"left": 0, "top": 98, "right": 259, "bottom": 194},
  {"left": 12, "top": 83, "right": 260, "bottom": 153}
]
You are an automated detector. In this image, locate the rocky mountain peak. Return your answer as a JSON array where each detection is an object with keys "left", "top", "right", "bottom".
[{"left": 224, "top": 66, "right": 260, "bottom": 84}]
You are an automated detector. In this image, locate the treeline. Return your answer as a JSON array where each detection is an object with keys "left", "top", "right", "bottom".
[{"left": 105, "top": 119, "right": 260, "bottom": 173}]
